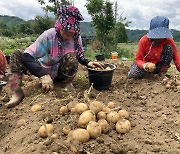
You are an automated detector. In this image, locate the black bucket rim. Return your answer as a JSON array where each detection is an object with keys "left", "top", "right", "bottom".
[
  {"left": 87, "top": 63, "right": 116, "bottom": 72},
  {"left": 0, "top": 81, "right": 7, "bottom": 86}
]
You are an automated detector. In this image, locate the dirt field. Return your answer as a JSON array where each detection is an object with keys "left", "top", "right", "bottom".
[{"left": 0, "top": 59, "right": 180, "bottom": 154}]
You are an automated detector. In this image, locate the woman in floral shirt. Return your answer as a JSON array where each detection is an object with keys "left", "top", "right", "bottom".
[{"left": 6, "top": 5, "right": 103, "bottom": 108}]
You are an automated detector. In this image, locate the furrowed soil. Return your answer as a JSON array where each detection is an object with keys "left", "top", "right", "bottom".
[{"left": 0, "top": 59, "right": 180, "bottom": 154}]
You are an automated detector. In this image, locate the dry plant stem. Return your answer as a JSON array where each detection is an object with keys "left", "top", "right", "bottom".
[
  {"left": 95, "top": 92, "right": 102, "bottom": 100},
  {"left": 30, "top": 93, "right": 42, "bottom": 105},
  {"left": 88, "top": 83, "right": 94, "bottom": 95},
  {"left": 110, "top": 106, "right": 122, "bottom": 112},
  {"left": 59, "top": 95, "right": 73, "bottom": 102}
]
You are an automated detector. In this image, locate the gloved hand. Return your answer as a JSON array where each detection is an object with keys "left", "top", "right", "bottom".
[
  {"left": 87, "top": 61, "right": 104, "bottom": 70},
  {"left": 40, "top": 75, "right": 54, "bottom": 91},
  {"left": 143, "top": 62, "right": 156, "bottom": 72}
]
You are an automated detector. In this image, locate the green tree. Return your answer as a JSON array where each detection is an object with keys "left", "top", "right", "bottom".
[
  {"left": 38, "top": 0, "right": 72, "bottom": 15},
  {"left": 111, "top": 1, "right": 131, "bottom": 51},
  {"left": 16, "top": 21, "right": 34, "bottom": 35},
  {"left": 32, "top": 16, "right": 55, "bottom": 34},
  {"left": 86, "top": 0, "right": 115, "bottom": 52},
  {"left": 0, "top": 21, "right": 7, "bottom": 29}
]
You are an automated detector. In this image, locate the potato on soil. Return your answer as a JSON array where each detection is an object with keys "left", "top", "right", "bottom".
[
  {"left": 116, "top": 119, "right": 131, "bottom": 134},
  {"left": 62, "top": 125, "right": 72, "bottom": 135},
  {"left": 107, "top": 101, "right": 116, "bottom": 109},
  {"left": 67, "top": 100, "right": 78, "bottom": 110},
  {"left": 118, "top": 109, "right": 129, "bottom": 119},
  {"left": 102, "top": 107, "right": 111, "bottom": 113},
  {"left": 75, "top": 103, "right": 88, "bottom": 114},
  {"left": 59, "top": 106, "right": 69, "bottom": 115},
  {"left": 87, "top": 121, "right": 101, "bottom": 138},
  {"left": 78, "top": 110, "right": 96, "bottom": 128},
  {"left": 89, "top": 100, "right": 104, "bottom": 114},
  {"left": 106, "top": 111, "right": 120, "bottom": 123},
  {"left": 98, "top": 119, "right": 110, "bottom": 133},
  {"left": 67, "top": 129, "right": 90, "bottom": 143},
  {"left": 97, "top": 111, "right": 106, "bottom": 119},
  {"left": 31, "top": 104, "right": 42, "bottom": 112},
  {"left": 38, "top": 124, "right": 54, "bottom": 138}
]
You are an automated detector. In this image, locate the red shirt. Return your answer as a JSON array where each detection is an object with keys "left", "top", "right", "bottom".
[
  {"left": 0, "top": 50, "right": 7, "bottom": 75},
  {"left": 135, "top": 35, "right": 180, "bottom": 71}
]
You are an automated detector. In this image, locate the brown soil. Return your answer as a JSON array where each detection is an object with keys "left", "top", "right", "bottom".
[{"left": 0, "top": 59, "right": 180, "bottom": 154}]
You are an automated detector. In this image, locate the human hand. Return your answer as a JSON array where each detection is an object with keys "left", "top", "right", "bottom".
[
  {"left": 143, "top": 62, "right": 156, "bottom": 72},
  {"left": 40, "top": 75, "right": 54, "bottom": 91},
  {"left": 87, "top": 61, "right": 105, "bottom": 70}
]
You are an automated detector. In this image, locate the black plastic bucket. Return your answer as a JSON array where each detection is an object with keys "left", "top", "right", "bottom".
[
  {"left": 87, "top": 63, "right": 116, "bottom": 90},
  {"left": 95, "top": 54, "right": 105, "bottom": 61}
]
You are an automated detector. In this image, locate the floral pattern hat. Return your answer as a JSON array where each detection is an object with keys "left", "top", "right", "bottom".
[{"left": 56, "top": 5, "right": 84, "bottom": 34}]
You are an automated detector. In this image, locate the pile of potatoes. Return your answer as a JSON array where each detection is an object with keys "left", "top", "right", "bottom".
[
  {"left": 58, "top": 100, "right": 131, "bottom": 143},
  {"left": 93, "top": 66, "right": 112, "bottom": 71}
]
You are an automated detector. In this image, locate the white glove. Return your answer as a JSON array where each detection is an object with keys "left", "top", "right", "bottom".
[
  {"left": 143, "top": 62, "right": 156, "bottom": 72},
  {"left": 40, "top": 75, "right": 54, "bottom": 91},
  {"left": 87, "top": 61, "right": 104, "bottom": 70}
]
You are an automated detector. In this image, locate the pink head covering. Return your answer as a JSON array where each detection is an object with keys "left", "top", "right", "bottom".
[{"left": 55, "top": 5, "right": 84, "bottom": 34}]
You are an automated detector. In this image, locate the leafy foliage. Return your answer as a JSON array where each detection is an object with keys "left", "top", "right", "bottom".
[
  {"left": 38, "top": 0, "right": 71, "bottom": 15},
  {"left": 86, "top": 0, "right": 115, "bottom": 52}
]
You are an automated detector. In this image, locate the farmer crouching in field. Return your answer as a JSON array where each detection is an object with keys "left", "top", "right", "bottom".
[
  {"left": 6, "top": 5, "right": 104, "bottom": 108},
  {"left": 128, "top": 16, "right": 180, "bottom": 79},
  {"left": 0, "top": 50, "right": 7, "bottom": 93}
]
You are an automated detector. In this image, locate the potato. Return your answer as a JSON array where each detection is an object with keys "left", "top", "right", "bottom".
[
  {"left": 118, "top": 109, "right": 129, "bottom": 119},
  {"left": 59, "top": 106, "right": 69, "bottom": 115},
  {"left": 31, "top": 104, "right": 42, "bottom": 112},
  {"left": 78, "top": 110, "right": 96, "bottom": 128},
  {"left": 62, "top": 125, "right": 71, "bottom": 135},
  {"left": 105, "top": 67, "right": 111, "bottom": 70},
  {"left": 146, "top": 62, "right": 156, "bottom": 72},
  {"left": 75, "top": 103, "right": 88, "bottom": 114},
  {"left": 98, "top": 119, "right": 110, "bottom": 133},
  {"left": 51, "top": 133, "right": 59, "bottom": 139},
  {"left": 116, "top": 119, "right": 131, "bottom": 134},
  {"left": 165, "top": 84, "right": 171, "bottom": 88},
  {"left": 87, "top": 121, "right": 101, "bottom": 138},
  {"left": 67, "top": 100, "right": 78, "bottom": 110},
  {"left": 106, "top": 111, "right": 119, "bottom": 123},
  {"left": 38, "top": 124, "right": 54, "bottom": 138},
  {"left": 89, "top": 100, "right": 104, "bottom": 114},
  {"left": 97, "top": 111, "right": 106, "bottom": 119},
  {"left": 102, "top": 107, "right": 111, "bottom": 113},
  {"left": 70, "top": 107, "right": 76, "bottom": 113},
  {"left": 107, "top": 101, "right": 116, "bottom": 109},
  {"left": 67, "top": 129, "right": 90, "bottom": 143}
]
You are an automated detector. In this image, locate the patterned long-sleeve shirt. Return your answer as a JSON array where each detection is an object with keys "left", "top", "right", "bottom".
[{"left": 23, "top": 28, "right": 89, "bottom": 79}]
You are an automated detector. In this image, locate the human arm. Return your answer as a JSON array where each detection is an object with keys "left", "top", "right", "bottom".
[
  {"left": 135, "top": 37, "right": 147, "bottom": 69},
  {"left": 76, "top": 36, "right": 104, "bottom": 69}
]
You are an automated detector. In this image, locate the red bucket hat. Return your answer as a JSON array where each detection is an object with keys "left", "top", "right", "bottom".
[{"left": 56, "top": 5, "right": 84, "bottom": 34}]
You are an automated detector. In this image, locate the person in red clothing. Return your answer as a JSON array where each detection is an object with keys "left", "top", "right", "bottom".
[
  {"left": 0, "top": 50, "right": 7, "bottom": 79},
  {"left": 128, "top": 16, "right": 180, "bottom": 79},
  {"left": 0, "top": 50, "right": 7, "bottom": 94}
]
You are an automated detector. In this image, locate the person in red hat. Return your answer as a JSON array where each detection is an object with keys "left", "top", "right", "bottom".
[
  {"left": 128, "top": 16, "right": 180, "bottom": 79},
  {"left": 6, "top": 5, "right": 104, "bottom": 108}
]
